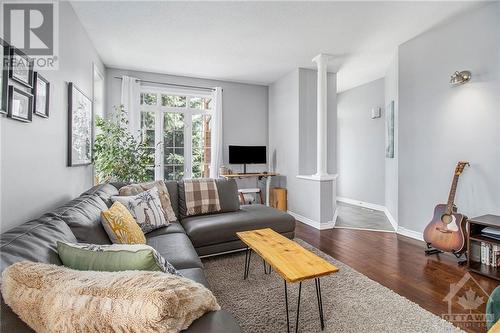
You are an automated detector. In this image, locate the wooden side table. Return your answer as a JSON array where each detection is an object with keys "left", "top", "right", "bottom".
[{"left": 467, "top": 215, "right": 500, "bottom": 281}]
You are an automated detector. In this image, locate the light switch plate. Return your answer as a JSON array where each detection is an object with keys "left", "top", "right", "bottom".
[{"left": 371, "top": 107, "right": 381, "bottom": 119}]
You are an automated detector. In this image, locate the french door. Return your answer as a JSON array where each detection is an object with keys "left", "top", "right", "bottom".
[{"left": 140, "top": 87, "right": 213, "bottom": 181}]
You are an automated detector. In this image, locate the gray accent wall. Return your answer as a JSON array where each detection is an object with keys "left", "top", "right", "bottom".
[
  {"left": 337, "top": 78, "right": 385, "bottom": 205},
  {"left": 0, "top": 2, "right": 105, "bottom": 231},
  {"left": 398, "top": 2, "right": 500, "bottom": 233}
]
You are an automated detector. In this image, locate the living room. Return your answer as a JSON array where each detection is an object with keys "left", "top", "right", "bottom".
[{"left": 1, "top": 1, "right": 499, "bottom": 333}]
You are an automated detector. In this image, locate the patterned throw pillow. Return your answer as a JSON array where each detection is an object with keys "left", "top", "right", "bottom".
[
  {"left": 118, "top": 181, "right": 177, "bottom": 222},
  {"left": 57, "top": 242, "right": 181, "bottom": 276},
  {"left": 112, "top": 187, "right": 168, "bottom": 233},
  {"left": 183, "top": 179, "right": 221, "bottom": 217},
  {"left": 101, "top": 201, "right": 146, "bottom": 244}
]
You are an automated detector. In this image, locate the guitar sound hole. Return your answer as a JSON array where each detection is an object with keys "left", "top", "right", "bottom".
[{"left": 441, "top": 214, "right": 452, "bottom": 224}]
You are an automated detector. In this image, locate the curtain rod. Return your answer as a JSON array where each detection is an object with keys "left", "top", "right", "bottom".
[{"left": 113, "top": 76, "right": 216, "bottom": 91}]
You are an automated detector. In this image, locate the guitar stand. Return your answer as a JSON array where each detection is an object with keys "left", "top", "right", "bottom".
[
  {"left": 453, "top": 251, "right": 467, "bottom": 266},
  {"left": 425, "top": 243, "right": 443, "bottom": 256},
  {"left": 425, "top": 244, "right": 468, "bottom": 266}
]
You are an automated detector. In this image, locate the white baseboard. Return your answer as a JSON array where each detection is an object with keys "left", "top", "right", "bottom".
[
  {"left": 337, "top": 196, "right": 397, "bottom": 231},
  {"left": 332, "top": 207, "right": 339, "bottom": 228},
  {"left": 337, "top": 197, "right": 386, "bottom": 212},
  {"left": 288, "top": 211, "right": 336, "bottom": 230},
  {"left": 383, "top": 208, "right": 398, "bottom": 231},
  {"left": 397, "top": 226, "right": 424, "bottom": 242}
]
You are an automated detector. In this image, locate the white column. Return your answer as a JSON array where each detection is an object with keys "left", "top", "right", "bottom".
[{"left": 312, "top": 54, "right": 331, "bottom": 178}]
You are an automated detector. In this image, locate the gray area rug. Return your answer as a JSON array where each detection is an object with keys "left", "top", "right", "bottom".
[{"left": 202, "top": 239, "right": 463, "bottom": 333}]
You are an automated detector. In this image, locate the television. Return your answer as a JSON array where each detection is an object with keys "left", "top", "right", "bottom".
[{"left": 229, "top": 145, "right": 266, "bottom": 173}]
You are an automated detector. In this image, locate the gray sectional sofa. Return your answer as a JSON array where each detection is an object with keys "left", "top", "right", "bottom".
[{"left": 0, "top": 179, "right": 295, "bottom": 332}]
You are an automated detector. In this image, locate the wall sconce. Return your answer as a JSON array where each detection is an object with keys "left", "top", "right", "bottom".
[{"left": 450, "top": 70, "right": 471, "bottom": 86}]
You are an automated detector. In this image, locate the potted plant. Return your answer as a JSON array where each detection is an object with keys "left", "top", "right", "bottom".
[{"left": 93, "top": 105, "right": 153, "bottom": 183}]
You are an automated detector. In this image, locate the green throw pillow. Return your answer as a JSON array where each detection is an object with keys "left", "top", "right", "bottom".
[{"left": 57, "top": 242, "right": 180, "bottom": 275}]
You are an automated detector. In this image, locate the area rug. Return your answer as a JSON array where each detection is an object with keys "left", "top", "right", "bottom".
[{"left": 202, "top": 239, "right": 463, "bottom": 333}]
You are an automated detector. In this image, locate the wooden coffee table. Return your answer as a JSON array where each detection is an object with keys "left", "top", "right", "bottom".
[{"left": 236, "top": 228, "right": 339, "bottom": 333}]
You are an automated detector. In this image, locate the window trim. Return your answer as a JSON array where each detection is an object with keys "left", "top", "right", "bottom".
[{"left": 140, "top": 86, "right": 212, "bottom": 181}]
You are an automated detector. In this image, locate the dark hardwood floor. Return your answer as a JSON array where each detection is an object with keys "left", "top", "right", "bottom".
[{"left": 295, "top": 221, "right": 500, "bottom": 333}]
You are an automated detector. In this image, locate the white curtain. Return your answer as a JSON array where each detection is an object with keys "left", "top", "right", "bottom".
[
  {"left": 210, "top": 87, "right": 223, "bottom": 178},
  {"left": 120, "top": 75, "right": 141, "bottom": 139}
]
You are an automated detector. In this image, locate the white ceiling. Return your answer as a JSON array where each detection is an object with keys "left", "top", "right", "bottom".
[{"left": 71, "top": 1, "right": 482, "bottom": 92}]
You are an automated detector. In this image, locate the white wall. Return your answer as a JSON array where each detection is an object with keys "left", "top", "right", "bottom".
[
  {"left": 298, "top": 68, "right": 337, "bottom": 176},
  {"left": 398, "top": 2, "right": 500, "bottom": 233},
  {"left": 385, "top": 53, "right": 399, "bottom": 223},
  {"left": 268, "top": 69, "right": 300, "bottom": 207},
  {"left": 269, "top": 68, "right": 337, "bottom": 225},
  {"left": 0, "top": 2, "right": 105, "bottom": 231},
  {"left": 106, "top": 68, "right": 268, "bottom": 178},
  {"left": 337, "top": 78, "right": 385, "bottom": 205}
]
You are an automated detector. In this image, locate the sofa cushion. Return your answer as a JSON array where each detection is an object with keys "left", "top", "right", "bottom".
[
  {"left": 57, "top": 242, "right": 180, "bottom": 276},
  {"left": 0, "top": 217, "right": 77, "bottom": 275},
  {"left": 181, "top": 204, "right": 295, "bottom": 248},
  {"left": 146, "top": 232, "right": 203, "bottom": 269},
  {"left": 145, "top": 222, "right": 185, "bottom": 237},
  {"left": 45, "top": 194, "right": 111, "bottom": 244},
  {"left": 178, "top": 179, "right": 240, "bottom": 219},
  {"left": 179, "top": 268, "right": 210, "bottom": 288},
  {"left": 118, "top": 180, "right": 178, "bottom": 222},
  {"left": 81, "top": 183, "right": 119, "bottom": 207},
  {"left": 185, "top": 310, "right": 241, "bottom": 333},
  {"left": 112, "top": 187, "right": 169, "bottom": 233},
  {"left": 101, "top": 202, "right": 147, "bottom": 244},
  {"left": 111, "top": 181, "right": 180, "bottom": 219}
]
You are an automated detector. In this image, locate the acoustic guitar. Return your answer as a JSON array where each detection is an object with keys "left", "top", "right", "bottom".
[{"left": 423, "top": 161, "right": 469, "bottom": 254}]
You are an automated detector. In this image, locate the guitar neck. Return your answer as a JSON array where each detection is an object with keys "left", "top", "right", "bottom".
[{"left": 445, "top": 175, "right": 459, "bottom": 215}]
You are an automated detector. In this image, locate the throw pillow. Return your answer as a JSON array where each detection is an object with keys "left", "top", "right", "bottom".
[
  {"left": 57, "top": 242, "right": 180, "bottom": 276},
  {"left": 182, "top": 178, "right": 222, "bottom": 217},
  {"left": 101, "top": 201, "right": 146, "bottom": 244},
  {"left": 119, "top": 180, "right": 177, "bottom": 222},
  {"left": 1, "top": 261, "right": 220, "bottom": 333},
  {"left": 112, "top": 187, "right": 168, "bottom": 233}
]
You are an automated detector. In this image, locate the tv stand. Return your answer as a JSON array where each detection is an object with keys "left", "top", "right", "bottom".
[{"left": 220, "top": 172, "right": 279, "bottom": 207}]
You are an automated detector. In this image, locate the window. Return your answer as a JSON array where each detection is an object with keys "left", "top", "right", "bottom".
[{"left": 140, "top": 88, "right": 213, "bottom": 181}]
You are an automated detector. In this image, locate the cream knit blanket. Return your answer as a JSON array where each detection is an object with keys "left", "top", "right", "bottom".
[{"left": 1, "top": 261, "right": 220, "bottom": 333}]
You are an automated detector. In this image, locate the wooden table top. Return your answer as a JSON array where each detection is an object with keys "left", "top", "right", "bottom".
[
  {"left": 220, "top": 172, "right": 279, "bottom": 178},
  {"left": 236, "top": 228, "right": 339, "bottom": 283}
]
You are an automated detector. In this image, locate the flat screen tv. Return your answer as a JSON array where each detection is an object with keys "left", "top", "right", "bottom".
[{"left": 229, "top": 145, "right": 266, "bottom": 173}]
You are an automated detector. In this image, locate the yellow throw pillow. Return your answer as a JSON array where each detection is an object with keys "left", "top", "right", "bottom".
[{"left": 101, "top": 202, "right": 146, "bottom": 244}]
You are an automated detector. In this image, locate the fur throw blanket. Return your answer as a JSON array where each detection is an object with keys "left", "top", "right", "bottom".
[{"left": 1, "top": 261, "right": 220, "bottom": 333}]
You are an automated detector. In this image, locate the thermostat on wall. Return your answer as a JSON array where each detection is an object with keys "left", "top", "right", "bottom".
[{"left": 371, "top": 107, "right": 381, "bottom": 119}]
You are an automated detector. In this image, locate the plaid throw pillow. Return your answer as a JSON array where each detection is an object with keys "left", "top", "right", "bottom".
[{"left": 183, "top": 179, "right": 221, "bottom": 216}]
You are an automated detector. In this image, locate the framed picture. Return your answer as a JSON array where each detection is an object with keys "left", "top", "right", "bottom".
[
  {"left": 0, "top": 39, "right": 8, "bottom": 115},
  {"left": 33, "top": 72, "right": 50, "bottom": 118},
  {"left": 68, "top": 82, "right": 93, "bottom": 166},
  {"left": 385, "top": 100, "right": 395, "bottom": 158},
  {"left": 7, "top": 85, "right": 33, "bottom": 122},
  {"left": 9, "top": 47, "right": 34, "bottom": 89}
]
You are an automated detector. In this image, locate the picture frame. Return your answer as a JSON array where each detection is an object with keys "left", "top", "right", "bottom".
[
  {"left": 9, "top": 47, "right": 34, "bottom": 89},
  {"left": 385, "top": 100, "right": 395, "bottom": 158},
  {"left": 33, "top": 72, "right": 50, "bottom": 118},
  {"left": 68, "top": 82, "right": 93, "bottom": 166},
  {"left": 0, "top": 39, "right": 8, "bottom": 115},
  {"left": 7, "top": 85, "right": 33, "bottom": 122}
]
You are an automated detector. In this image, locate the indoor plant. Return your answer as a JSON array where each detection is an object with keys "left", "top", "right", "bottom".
[{"left": 93, "top": 105, "right": 153, "bottom": 183}]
